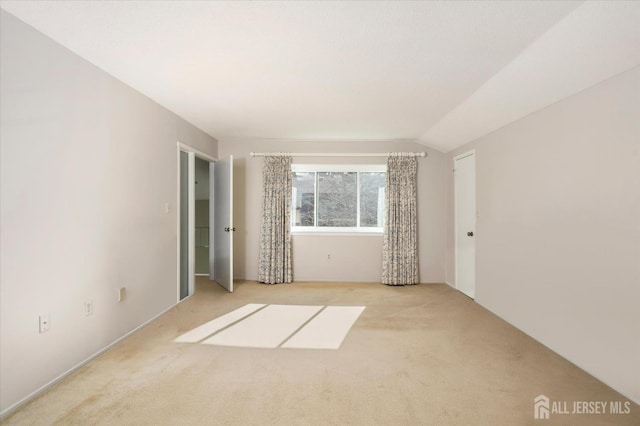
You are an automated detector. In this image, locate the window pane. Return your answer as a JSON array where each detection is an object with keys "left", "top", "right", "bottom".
[
  {"left": 360, "top": 172, "right": 386, "bottom": 227},
  {"left": 317, "top": 172, "right": 357, "bottom": 227},
  {"left": 292, "top": 172, "right": 315, "bottom": 226}
]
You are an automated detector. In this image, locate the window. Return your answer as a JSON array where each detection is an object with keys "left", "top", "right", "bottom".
[{"left": 291, "top": 164, "right": 386, "bottom": 233}]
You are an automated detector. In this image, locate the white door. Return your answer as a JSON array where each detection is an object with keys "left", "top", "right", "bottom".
[
  {"left": 211, "top": 155, "right": 234, "bottom": 292},
  {"left": 454, "top": 151, "right": 476, "bottom": 299}
]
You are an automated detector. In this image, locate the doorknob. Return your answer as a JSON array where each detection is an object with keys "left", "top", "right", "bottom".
[
  {"left": 467, "top": 231, "right": 474, "bottom": 237},
  {"left": 224, "top": 227, "right": 237, "bottom": 232}
]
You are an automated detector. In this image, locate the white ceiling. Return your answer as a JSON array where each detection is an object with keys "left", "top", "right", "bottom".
[{"left": 1, "top": 1, "right": 638, "bottom": 152}]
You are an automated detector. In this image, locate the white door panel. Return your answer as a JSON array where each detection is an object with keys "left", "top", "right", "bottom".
[
  {"left": 212, "top": 155, "right": 234, "bottom": 292},
  {"left": 455, "top": 152, "right": 476, "bottom": 299}
]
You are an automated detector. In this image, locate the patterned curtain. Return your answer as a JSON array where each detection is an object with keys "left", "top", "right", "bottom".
[
  {"left": 258, "top": 156, "right": 293, "bottom": 284},
  {"left": 382, "top": 153, "right": 419, "bottom": 285}
]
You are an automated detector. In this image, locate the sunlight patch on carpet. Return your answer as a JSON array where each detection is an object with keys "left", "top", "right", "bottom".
[
  {"left": 174, "top": 304, "right": 365, "bottom": 349},
  {"left": 281, "top": 306, "right": 366, "bottom": 349},
  {"left": 203, "top": 304, "right": 323, "bottom": 348},
  {"left": 174, "top": 304, "right": 265, "bottom": 343}
]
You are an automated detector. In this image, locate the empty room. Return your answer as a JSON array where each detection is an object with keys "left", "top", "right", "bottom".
[{"left": 0, "top": 1, "right": 638, "bottom": 425}]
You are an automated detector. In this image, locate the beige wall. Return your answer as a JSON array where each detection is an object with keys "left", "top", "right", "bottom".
[
  {"left": 218, "top": 140, "right": 447, "bottom": 283},
  {"left": 0, "top": 11, "right": 217, "bottom": 413},
  {"left": 446, "top": 67, "right": 640, "bottom": 403}
]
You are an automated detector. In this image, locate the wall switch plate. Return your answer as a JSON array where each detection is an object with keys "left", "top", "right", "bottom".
[
  {"left": 118, "top": 287, "right": 126, "bottom": 302},
  {"left": 39, "top": 314, "right": 50, "bottom": 333},
  {"left": 84, "top": 300, "right": 94, "bottom": 316}
]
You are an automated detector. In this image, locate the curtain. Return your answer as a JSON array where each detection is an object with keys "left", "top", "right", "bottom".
[
  {"left": 258, "top": 156, "right": 293, "bottom": 284},
  {"left": 382, "top": 153, "right": 419, "bottom": 285}
]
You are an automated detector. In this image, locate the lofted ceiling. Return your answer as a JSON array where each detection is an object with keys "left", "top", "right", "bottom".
[{"left": 1, "top": 1, "right": 638, "bottom": 152}]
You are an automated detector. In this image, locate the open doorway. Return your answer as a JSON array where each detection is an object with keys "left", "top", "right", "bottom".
[
  {"left": 178, "top": 143, "right": 215, "bottom": 301},
  {"left": 178, "top": 143, "right": 234, "bottom": 301},
  {"left": 195, "top": 157, "right": 210, "bottom": 276}
]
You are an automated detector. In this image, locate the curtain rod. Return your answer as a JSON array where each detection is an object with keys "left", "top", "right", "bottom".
[{"left": 249, "top": 152, "right": 427, "bottom": 158}]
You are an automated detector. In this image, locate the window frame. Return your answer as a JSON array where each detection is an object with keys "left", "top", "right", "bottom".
[{"left": 291, "top": 163, "right": 387, "bottom": 235}]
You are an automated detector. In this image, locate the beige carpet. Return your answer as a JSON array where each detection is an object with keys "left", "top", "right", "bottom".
[{"left": 3, "top": 278, "right": 638, "bottom": 425}]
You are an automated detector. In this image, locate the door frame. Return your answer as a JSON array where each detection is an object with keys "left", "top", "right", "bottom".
[
  {"left": 454, "top": 149, "right": 476, "bottom": 299},
  {"left": 177, "top": 142, "right": 217, "bottom": 302}
]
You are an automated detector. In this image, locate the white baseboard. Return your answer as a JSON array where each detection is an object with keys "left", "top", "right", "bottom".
[{"left": 0, "top": 302, "right": 178, "bottom": 419}]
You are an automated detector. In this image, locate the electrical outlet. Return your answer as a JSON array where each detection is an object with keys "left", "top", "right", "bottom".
[
  {"left": 39, "top": 314, "right": 50, "bottom": 333},
  {"left": 118, "top": 287, "right": 126, "bottom": 302},
  {"left": 84, "top": 300, "right": 94, "bottom": 316}
]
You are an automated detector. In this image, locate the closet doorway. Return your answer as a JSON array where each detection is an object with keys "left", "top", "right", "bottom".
[{"left": 178, "top": 143, "right": 234, "bottom": 301}]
